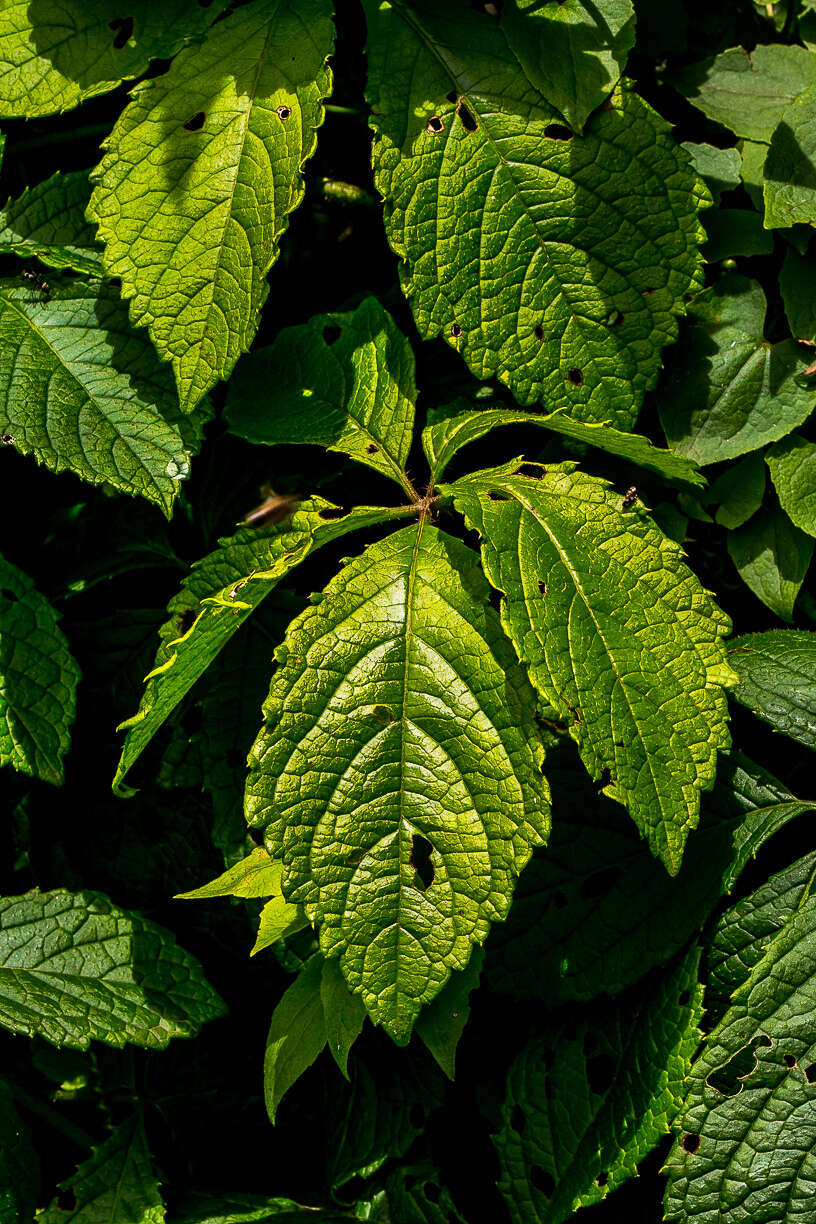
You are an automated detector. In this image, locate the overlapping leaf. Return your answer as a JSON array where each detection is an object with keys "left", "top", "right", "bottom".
[
  {"left": 89, "top": 0, "right": 334, "bottom": 410},
  {"left": 767, "top": 435, "right": 816, "bottom": 537},
  {"left": 0, "top": 171, "right": 103, "bottom": 274},
  {"left": 114, "top": 501, "right": 399, "bottom": 794},
  {"left": 0, "top": 889, "right": 225, "bottom": 1049},
  {"left": 764, "top": 81, "right": 816, "bottom": 228},
  {"left": 365, "top": 0, "right": 708, "bottom": 427},
  {"left": 659, "top": 276, "right": 816, "bottom": 465},
  {"left": 727, "top": 507, "right": 813, "bottom": 622},
  {"left": 0, "top": 0, "right": 229, "bottom": 117},
  {"left": 226, "top": 296, "right": 417, "bottom": 495},
  {"left": 0, "top": 279, "right": 207, "bottom": 514},
  {"left": 445, "top": 463, "right": 734, "bottom": 873},
  {"left": 245, "top": 523, "right": 550, "bottom": 1040},
  {"left": 664, "top": 859, "right": 816, "bottom": 1224},
  {"left": 0, "top": 554, "right": 80, "bottom": 786},
  {"left": 37, "top": 1115, "right": 164, "bottom": 1224},
  {"left": 485, "top": 748, "right": 814, "bottom": 1003},
  {"left": 729, "top": 629, "right": 816, "bottom": 748},
  {"left": 495, "top": 949, "right": 703, "bottom": 1224}
]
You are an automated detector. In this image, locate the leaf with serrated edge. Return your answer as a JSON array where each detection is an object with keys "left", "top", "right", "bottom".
[
  {"left": 0, "top": 279, "right": 207, "bottom": 515},
  {"left": 365, "top": 0, "right": 707, "bottom": 427},
  {"left": 444, "top": 463, "right": 735, "bottom": 873},
  {"left": 0, "top": 555, "right": 80, "bottom": 786},
  {"left": 114, "top": 501, "right": 400, "bottom": 795},
  {"left": 496, "top": 947, "right": 703, "bottom": 1224},
  {"left": 89, "top": 0, "right": 334, "bottom": 411},
  {"left": 0, "top": 0, "right": 230, "bottom": 118},
  {"left": 0, "top": 171, "right": 103, "bottom": 275},
  {"left": 36, "top": 1115, "right": 164, "bottom": 1224},
  {"left": 665, "top": 863, "right": 816, "bottom": 1224},
  {"left": 767, "top": 435, "right": 816, "bottom": 538},
  {"left": 423, "top": 402, "right": 705, "bottom": 487},
  {"left": 176, "top": 847, "right": 283, "bottom": 900},
  {"left": 729, "top": 629, "right": 816, "bottom": 749},
  {"left": 485, "top": 746, "right": 815, "bottom": 1003},
  {"left": 659, "top": 276, "right": 816, "bottom": 466},
  {"left": 245, "top": 522, "right": 550, "bottom": 1041},
  {"left": 226, "top": 297, "right": 416, "bottom": 495},
  {"left": 727, "top": 506, "right": 813, "bottom": 622},
  {"left": 0, "top": 889, "right": 225, "bottom": 1049}
]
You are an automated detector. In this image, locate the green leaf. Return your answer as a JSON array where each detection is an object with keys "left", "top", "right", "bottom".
[
  {"left": 386, "top": 1162, "right": 466, "bottom": 1224},
  {"left": 0, "top": 171, "right": 103, "bottom": 274},
  {"left": 365, "top": 0, "right": 708, "bottom": 427},
  {"left": 114, "top": 501, "right": 399, "bottom": 795},
  {"left": 705, "top": 453, "right": 766, "bottom": 530},
  {"left": 173, "top": 1194, "right": 356, "bottom": 1224},
  {"left": 680, "top": 142, "right": 741, "bottom": 203},
  {"left": 485, "top": 747, "right": 815, "bottom": 1003},
  {"left": 767, "top": 434, "right": 816, "bottom": 537},
  {"left": 320, "top": 958, "right": 368, "bottom": 1080},
  {"left": 727, "top": 506, "right": 813, "bottom": 622},
  {"left": 701, "top": 207, "right": 774, "bottom": 260},
  {"left": 0, "top": 554, "right": 80, "bottom": 786},
  {"left": 779, "top": 246, "right": 816, "bottom": 341},
  {"left": 36, "top": 1115, "right": 164, "bottom": 1223},
  {"left": 498, "top": 0, "right": 636, "bottom": 131},
  {"left": 0, "top": 888, "right": 225, "bottom": 1049},
  {"left": 764, "top": 81, "right": 816, "bottom": 228},
  {"left": 226, "top": 297, "right": 417, "bottom": 496},
  {"left": 250, "top": 897, "right": 309, "bottom": 958},
  {"left": 415, "top": 949, "right": 483, "bottom": 1081},
  {"left": 728, "top": 629, "right": 816, "bottom": 748},
  {"left": 659, "top": 276, "right": 816, "bottom": 465},
  {"left": 664, "top": 864, "right": 816, "bottom": 1224},
  {"left": 495, "top": 947, "right": 703, "bottom": 1224},
  {"left": 445, "top": 464, "right": 734, "bottom": 874},
  {"left": 673, "top": 44, "right": 816, "bottom": 142},
  {"left": 89, "top": 0, "right": 334, "bottom": 411},
  {"left": 0, "top": 0, "right": 229, "bottom": 118},
  {"left": 264, "top": 956, "right": 329, "bottom": 1125},
  {"left": 0, "top": 1078, "right": 38, "bottom": 1224},
  {"left": 422, "top": 403, "right": 706, "bottom": 488},
  {"left": 175, "top": 847, "right": 284, "bottom": 900},
  {"left": 0, "top": 279, "right": 207, "bottom": 514},
  {"left": 245, "top": 522, "right": 550, "bottom": 1041}
]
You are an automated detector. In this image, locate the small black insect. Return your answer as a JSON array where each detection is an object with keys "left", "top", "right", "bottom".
[
  {"left": 622, "top": 486, "right": 637, "bottom": 509},
  {"left": 21, "top": 269, "right": 51, "bottom": 297}
]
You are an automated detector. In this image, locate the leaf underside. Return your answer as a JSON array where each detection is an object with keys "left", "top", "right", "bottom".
[{"left": 245, "top": 522, "right": 550, "bottom": 1042}]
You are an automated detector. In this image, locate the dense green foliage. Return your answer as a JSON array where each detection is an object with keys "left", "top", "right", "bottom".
[{"left": 1, "top": 1, "right": 816, "bottom": 1221}]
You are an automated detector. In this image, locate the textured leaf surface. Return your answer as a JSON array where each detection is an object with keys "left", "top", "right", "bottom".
[
  {"left": 495, "top": 948, "right": 703, "bottom": 1224},
  {"left": 659, "top": 276, "right": 816, "bottom": 465},
  {"left": 176, "top": 848, "right": 284, "bottom": 901},
  {"left": 226, "top": 297, "right": 416, "bottom": 494},
  {"left": 0, "top": 554, "right": 80, "bottom": 785},
  {"left": 485, "top": 748, "right": 814, "bottom": 1003},
  {"left": 365, "top": 0, "right": 707, "bottom": 426},
  {"left": 727, "top": 506, "right": 813, "bottom": 622},
  {"left": 386, "top": 1161, "right": 466, "bottom": 1224},
  {"left": 89, "top": 0, "right": 334, "bottom": 410},
  {"left": 0, "top": 0, "right": 228, "bottom": 117},
  {"left": 251, "top": 897, "right": 308, "bottom": 957},
  {"left": 674, "top": 44, "right": 816, "bottom": 141},
  {"left": 499, "top": 0, "right": 635, "bottom": 131},
  {"left": 114, "top": 501, "right": 398, "bottom": 794},
  {"left": 445, "top": 464, "right": 734, "bottom": 872},
  {"left": 245, "top": 523, "right": 550, "bottom": 1040},
  {"left": 37, "top": 1115, "right": 164, "bottom": 1223},
  {"left": 0, "top": 889, "right": 225, "bottom": 1049},
  {"left": 764, "top": 81, "right": 816, "bottom": 228},
  {"left": 664, "top": 862, "right": 816, "bottom": 1224},
  {"left": 0, "top": 279, "right": 206, "bottom": 514},
  {"left": 422, "top": 403, "right": 705, "bottom": 487},
  {"left": 415, "top": 949, "right": 483, "bottom": 1080},
  {"left": 767, "top": 435, "right": 816, "bottom": 537},
  {"left": 0, "top": 171, "right": 103, "bottom": 274},
  {"left": 681, "top": 143, "right": 741, "bottom": 202},
  {"left": 729, "top": 629, "right": 816, "bottom": 748}
]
